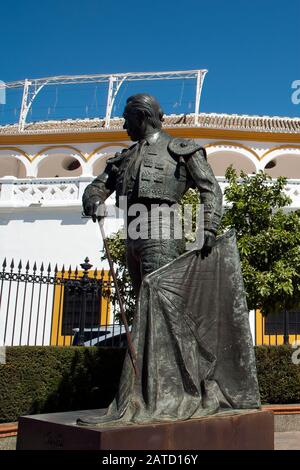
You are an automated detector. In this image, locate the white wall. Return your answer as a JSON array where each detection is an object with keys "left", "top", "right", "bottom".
[
  {"left": 0, "top": 205, "right": 123, "bottom": 270},
  {"left": 0, "top": 280, "right": 55, "bottom": 346},
  {"left": 249, "top": 310, "right": 256, "bottom": 345}
]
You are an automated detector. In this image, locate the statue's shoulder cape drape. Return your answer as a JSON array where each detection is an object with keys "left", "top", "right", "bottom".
[{"left": 81, "top": 230, "right": 260, "bottom": 426}]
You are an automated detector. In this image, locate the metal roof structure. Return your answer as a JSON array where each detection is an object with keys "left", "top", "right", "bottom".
[{"left": 0, "top": 70, "right": 208, "bottom": 132}]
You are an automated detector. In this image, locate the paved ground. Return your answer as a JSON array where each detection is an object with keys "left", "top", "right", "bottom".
[
  {"left": 275, "top": 432, "right": 300, "bottom": 450},
  {"left": 0, "top": 433, "right": 299, "bottom": 450},
  {"left": 0, "top": 437, "right": 16, "bottom": 450}
]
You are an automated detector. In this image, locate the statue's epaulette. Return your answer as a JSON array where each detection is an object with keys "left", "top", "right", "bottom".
[{"left": 168, "top": 138, "right": 204, "bottom": 157}]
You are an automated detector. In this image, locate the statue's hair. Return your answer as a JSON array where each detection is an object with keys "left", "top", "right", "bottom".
[{"left": 124, "top": 94, "right": 164, "bottom": 129}]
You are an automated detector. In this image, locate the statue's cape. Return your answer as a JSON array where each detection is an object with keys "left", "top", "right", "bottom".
[{"left": 99, "top": 229, "right": 261, "bottom": 424}]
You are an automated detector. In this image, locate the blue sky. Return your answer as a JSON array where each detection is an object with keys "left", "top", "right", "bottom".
[{"left": 0, "top": 0, "right": 299, "bottom": 123}]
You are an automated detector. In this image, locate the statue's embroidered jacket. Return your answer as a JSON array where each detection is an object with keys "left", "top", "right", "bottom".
[{"left": 83, "top": 131, "right": 223, "bottom": 234}]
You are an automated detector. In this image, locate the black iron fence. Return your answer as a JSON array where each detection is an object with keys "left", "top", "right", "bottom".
[
  {"left": 1, "top": 256, "right": 300, "bottom": 347},
  {"left": 0, "top": 257, "right": 129, "bottom": 347}
]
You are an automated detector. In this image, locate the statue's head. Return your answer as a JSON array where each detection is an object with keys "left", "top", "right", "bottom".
[{"left": 123, "top": 93, "right": 164, "bottom": 141}]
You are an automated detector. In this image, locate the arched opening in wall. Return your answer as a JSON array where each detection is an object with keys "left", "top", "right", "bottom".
[
  {"left": 90, "top": 145, "right": 128, "bottom": 176},
  {"left": 93, "top": 155, "right": 111, "bottom": 176},
  {"left": 264, "top": 154, "right": 300, "bottom": 179},
  {"left": 0, "top": 156, "right": 26, "bottom": 178},
  {"left": 207, "top": 150, "right": 256, "bottom": 177},
  {"left": 37, "top": 154, "right": 82, "bottom": 178}
]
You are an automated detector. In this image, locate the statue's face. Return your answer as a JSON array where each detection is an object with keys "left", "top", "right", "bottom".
[{"left": 123, "top": 106, "right": 146, "bottom": 142}]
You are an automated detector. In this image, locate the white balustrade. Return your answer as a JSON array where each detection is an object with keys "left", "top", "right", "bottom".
[
  {"left": 1, "top": 176, "right": 300, "bottom": 208},
  {"left": 0, "top": 176, "right": 94, "bottom": 207},
  {"left": 283, "top": 180, "right": 300, "bottom": 207},
  {"left": 217, "top": 177, "right": 300, "bottom": 208}
]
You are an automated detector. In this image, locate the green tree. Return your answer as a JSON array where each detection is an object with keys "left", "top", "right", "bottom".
[{"left": 221, "top": 167, "right": 300, "bottom": 316}]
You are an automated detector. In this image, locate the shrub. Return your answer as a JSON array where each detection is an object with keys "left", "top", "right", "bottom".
[
  {"left": 0, "top": 345, "right": 299, "bottom": 423},
  {"left": 255, "top": 345, "right": 300, "bottom": 404},
  {"left": 0, "top": 346, "right": 125, "bottom": 423}
]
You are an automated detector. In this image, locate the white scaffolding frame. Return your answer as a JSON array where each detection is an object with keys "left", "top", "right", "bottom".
[{"left": 0, "top": 69, "right": 208, "bottom": 131}]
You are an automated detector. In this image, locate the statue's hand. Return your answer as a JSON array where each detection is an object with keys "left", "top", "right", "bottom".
[
  {"left": 83, "top": 196, "right": 107, "bottom": 223},
  {"left": 201, "top": 230, "right": 216, "bottom": 258}
]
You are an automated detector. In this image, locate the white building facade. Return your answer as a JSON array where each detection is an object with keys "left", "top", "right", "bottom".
[{"left": 1, "top": 112, "right": 300, "bottom": 346}]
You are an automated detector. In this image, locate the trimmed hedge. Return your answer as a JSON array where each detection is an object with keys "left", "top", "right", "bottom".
[
  {"left": 0, "top": 346, "right": 126, "bottom": 423},
  {"left": 255, "top": 345, "right": 300, "bottom": 404},
  {"left": 0, "top": 345, "right": 299, "bottom": 422}
]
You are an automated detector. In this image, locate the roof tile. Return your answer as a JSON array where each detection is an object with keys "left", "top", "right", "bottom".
[{"left": 0, "top": 112, "right": 299, "bottom": 135}]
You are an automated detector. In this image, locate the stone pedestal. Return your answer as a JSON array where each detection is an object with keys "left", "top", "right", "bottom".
[{"left": 17, "top": 409, "right": 274, "bottom": 450}]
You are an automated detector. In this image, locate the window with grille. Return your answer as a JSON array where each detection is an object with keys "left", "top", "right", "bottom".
[
  {"left": 61, "top": 281, "right": 102, "bottom": 336},
  {"left": 265, "top": 311, "right": 300, "bottom": 335}
]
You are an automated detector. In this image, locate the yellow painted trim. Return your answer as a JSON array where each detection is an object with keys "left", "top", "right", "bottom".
[
  {"left": 0, "top": 146, "right": 31, "bottom": 161},
  {"left": 255, "top": 309, "right": 298, "bottom": 346},
  {"left": 166, "top": 128, "right": 300, "bottom": 143},
  {"left": 87, "top": 142, "right": 129, "bottom": 161},
  {"left": 0, "top": 127, "right": 299, "bottom": 145},
  {"left": 33, "top": 145, "right": 86, "bottom": 162},
  {"left": 50, "top": 270, "right": 111, "bottom": 346},
  {"left": 204, "top": 141, "right": 260, "bottom": 160},
  {"left": 0, "top": 131, "right": 129, "bottom": 145},
  {"left": 261, "top": 144, "right": 300, "bottom": 159}
]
